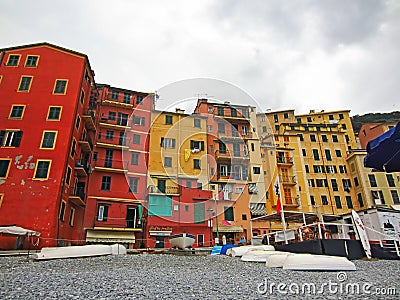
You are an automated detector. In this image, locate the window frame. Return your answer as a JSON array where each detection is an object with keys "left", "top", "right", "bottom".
[
  {"left": 69, "top": 207, "right": 75, "bottom": 227},
  {"left": 53, "top": 79, "right": 68, "bottom": 95},
  {"left": 101, "top": 176, "right": 112, "bottom": 191},
  {"left": 33, "top": 159, "right": 52, "bottom": 180},
  {"left": 164, "top": 157, "right": 172, "bottom": 168},
  {"left": 25, "top": 55, "right": 39, "bottom": 68},
  {"left": 9, "top": 104, "right": 26, "bottom": 119},
  {"left": 0, "top": 130, "right": 23, "bottom": 147},
  {"left": 131, "top": 152, "right": 139, "bottom": 165},
  {"left": 165, "top": 115, "right": 173, "bottom": 125},
  {"left": 47, "top": 106, "right": 63, "bottom": 121},
  {"left": 59, "top": 201, "right": 66, "bottom": 221},
  {"left": 0, "top": 158, "right": 12, "bottom": 179},
  {"left": 40, "top": 130, "right": 58, "bottom": 150},
  {"left": 65, "top": 165, "right": 72, "bottom": 186},
  {"left": 129, "top": 177, "right": 139, "bottom": 193},
  {"left": 193, "top": 159, "right": 201, "bottom": 170},
  {"left": 6, "top": 54, "right": 21, "bottom": 66},
  {"left": 18, "top": 76, "right": 33, "bottom": 92}
]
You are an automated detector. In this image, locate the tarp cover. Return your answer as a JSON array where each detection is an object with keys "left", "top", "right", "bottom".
[{"left": 0, "top": 226, "right": 40, "bottom": 236}]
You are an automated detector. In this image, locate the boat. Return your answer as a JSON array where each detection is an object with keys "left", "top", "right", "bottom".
[
  {"left": 282, "top": 253, "right": 356, "bottom": 271},
  {"left": 227, "top": 245, "right": 275, "bottom": 257},
  {"left": 33, "top": 244, "right": 126, "bottom": 260},
  {"left": 169, "top": 233, "right": 196, "bottom": 249},
  {"left": 266, "top": 252, "right": 292, "bottom": 268},
  {"left": 241, "top": 249, "right": 287, "bottom": 263}
]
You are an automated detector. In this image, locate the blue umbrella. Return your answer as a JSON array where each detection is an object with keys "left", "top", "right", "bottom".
[{"left": 364, "top": 121, "right": 400, "bottom": 172}]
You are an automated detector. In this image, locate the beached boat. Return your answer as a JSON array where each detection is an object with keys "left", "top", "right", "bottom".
[
  {"left": 266, "top": 252, "right": 292, "bottom": 268},
  {"left": 33, "top": 244, "right": 126, "bottom": 260},
  {"left": 169, "top": 233, "right": 196, "bottom": 249},
  {"left": 241, "top": 250, "right": 287, "bottom": 263},
  {"left": 282, "top": 253, "right": 356, "bottom": 271},
  {"left": 227, "top": 245, "right": 275, "bottom": 257}
]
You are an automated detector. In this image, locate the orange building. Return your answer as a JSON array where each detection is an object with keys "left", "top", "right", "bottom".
[
  {"left": 358, "top": 122, "right": 398, "bottom": 149},
  {"left": 0, "top": 43, "right": 97, "bottom": 249},
  {"left": 84, "top": 84, "right": 153, "bottom": 249}
]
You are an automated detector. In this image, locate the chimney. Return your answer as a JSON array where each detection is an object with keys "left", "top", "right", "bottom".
[{"left": 175, "top": 108, "right": 185, "bottom": 114}]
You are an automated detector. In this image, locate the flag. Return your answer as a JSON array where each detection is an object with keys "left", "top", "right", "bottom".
[
  {"left": 222, "top": 220, "right": 232, "bottom": 226},
  {"left": 274, "top": 175, "right": 282, "bottom": 214}
]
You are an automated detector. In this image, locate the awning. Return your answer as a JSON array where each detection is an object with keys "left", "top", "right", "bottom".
[
  {"left": 251, "top": 211, "right": 340, "bottom": 223},
  {"left": 0, "top": 226, "right": 40, "bottom": 236},
  {"left": 86, "top": 229, "right": 135, "bottom": 243},
  {"left": 250, "top": 203, "right": 267, "bottom": 216},
  {"left": 213, "top": 225, "right": 243, "bottom": 233},
  {"left": 149, "top": 230, "right": 172, "bottom": 236},
  {"left": 365, "top": 121, "right": 400, "bottom": 172}
]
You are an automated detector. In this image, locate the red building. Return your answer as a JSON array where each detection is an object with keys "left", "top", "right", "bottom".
[
  {"left": 83, "top": 84, "right": 153, "bottom": 249},
  {"left": 0, "top": 43, "right": 98, "bottom": 249}
]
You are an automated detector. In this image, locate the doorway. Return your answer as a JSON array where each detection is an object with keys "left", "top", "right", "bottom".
[{"left": 155, "top": 236, "right": 165, "bottom": 248}]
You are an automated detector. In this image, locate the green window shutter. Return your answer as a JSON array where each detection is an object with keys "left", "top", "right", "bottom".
[
  {"left": 194, "top": 202, "right": 205, "bottom": 224},
  {"left": 200, "top": 141, "right": 204, "bottom": 151}
]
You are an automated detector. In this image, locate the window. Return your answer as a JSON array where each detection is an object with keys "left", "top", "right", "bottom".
[
  {"left": 0, "top": 130, "right": 23, "bottom": 147},
  {"left": 133, "top": 134, "right": 140, "bottom": 144},
  {"left": 132, "top": 116, "right": 145, "bottom": 126},
  {"left": 165, "top": 115, "right": 173, "bottom": 125},
  {"left": 275, "top": 125, "right": 280, "bottom": 131},
  {"left": 65, "top": 166, "right": 72, "bottom": 185},
  {"left": 80, "top": 90, "right": 85, "bottom": 104},
  {"left": 136, "top": 95, "right": 143, "bottom": 104},
  {"left": 194, "top": 202, "right": 205, "bottom": 224},
  {"left": 190, "top": 140, "right": 204, "bottom": 151},
  {"left": 97, "top": 205, "right": 109, "bottom": 221},
  {"left": 93, "top": 152, "right": 98, "bottom": 161},
  {"left": 197, "top": 182, "right": 203, "bottom": 190},
  {"left": 157, "top": 179, "right": 166, "bottom": 193},
  {"left": 321, "top": 135, "right": 328, "bottom": 142},
  {"left": 253, "top": 167, "right": 261, "bottom": 174},
  {"left": 108, "top": 111, "right": 116, "bottom": 120},
  {"left": 310, "top": 134, "right": 317, "bottom": 142},
  {"left": 69, "top": 208, "right": 75, "bottom": 226},
  {"left": 312, "top": 149, "right": 320, "bottom": 160},
  {"left": 218, "top": 123, "right": 225, "bottom": 133},
  {"left": 219, "top": 164, "right": 228, "bottom": 177},
  {"left": 0, "top": 159, "right": 11, "bottom": 178},
  {"left": 47, "top": 106, "right": 62, "bottom": 121},
  {"left": 305, "top": 165, "right": 309, "bottom": 173},
  {"left": 339, "top": 113, "right": 344, "bottom": 120},
  {"left": 310, "top": 196, "right": 315, "bottom": 205},
  {"left": 342, "top": 124, "right": 347, "bottom": 130},
  {"left": 368, "top": 174, "right": 377, "bottom": 187},
  {"left": 208, "top": 125, "right": 213, "bottom": 133},
  {"left": 25, "top": 55, "right": 39, "bottom": 67},
  {"left": 33, "top": 160, "right": 51, "bottom": 179},
  {"left": 18, "top": 76, "right": 32, "bottom": 92},
  {"left": 105, "top": 130, "right": 114, "bottom": 141},
  {"left": 123, "top": 93, "right": 131, "bottom": 104},
  {"left": 331, "top": 179, "right": 338, "bottom": 191},
  {"left": 262, "top": 126, "right": 267, "bottom": 133},
  {"left": 53, "top": 79, "right": 68, "bottom": 94},
  {"left": 101, "top": 176, "right": 111, "bottom": 191},
  {"left": 111, "top": 90, "right": 119, "bottom": 100},
  {"left": 230, "top": 108, "right": 237, "bottom": 117},
  {"left": 284, "top": 113, "right": 289, "bottom": 119},
  {"left": 75, "top": 115, "right": 81, "bottom": 130},
  {"left": 241, "top": 108, "right": 249, "bottom": 118},
  {"left": 335, "top": 149, "right": 342, "bottom": 158},
  {"left": 6, "top": 54, "right": 20, "bottom": 66},
  {"left": 386, "top": 174, "right": 395, "bottom": 187},
  {"left": 346, "top": 196, "right": 353, "bottom": 209},
  {"left": 241, "top": 125, "right": 248, "bottom": 136},
  {"left": 321, "top": 195, "right": 328, "bottom": 205},
  {"left": 70, "top": 139, "right": 76, "bottom": 157},
  {"left": 40, "top": 131, "right": 57, "bottom": 149},
  {"left": 323, "top": 149, "right": 331, "bottom": 161},
  {"left": 332, "top": 135, "right": 338, "bottom": 142},
  {"left": 308, "top": 179, "right": 315, "bottom": 187},
  {"left": 129, "top": 177, "right": 139, "bottom": 193},
  {"left": 224, "top": 206, "right": 234, "bottom": 221},
  {"left": 164, "top": 157, "right": 172, "bottom": 168},
  {"left": 186, "top": 180, "right": 192, "bottom": 188},
  {"left": 313, "top": 165, "right": 323, "bottom": 173},
  {"left": 217, "top": 107, "right": 224, "bottom": 116},
  {"left": 339, "top": 165, "right": 347, "bottom": 174},
  {"left": 329, "top": 114, "right": 334, "bottom": 120},
  {"left": 9, "top": 105, "right": 25, "bottom": 119},
  {"left": 131, "top": 152, "right": 139, "bottom": 165},
  {"left": 316, "top": 179, "right": 325, "bottom": 187},
  {"left": 251, "top": 143, "right": 255, "bottom": 151},
  {"left": 59, "top": 201, "right": 66, "bottom": 221},
  {"left": 161, "top": 137, "right": 176, "bottom": 148},
  {"left": 242, "top": 214, "right": 247, "bottom": 220},
  {"left": 307, "top": 117, "right": 312, "bottom": 122},
  {"left": 194, "top": 118, "right": 201, "bottom": 128},
  {"left": 274, "top": 114, "right": 278, "bottom": 122},
  {"left": 354, "top": 177, "right": 359, "bottom": 187},
  {"left": 219, "top": 142, "right": 226, "bottom": 154},
  {"left": 194, "top": 159, "right": 201, "bottom": 170},
  {"left": 335, "top": 196, "right": 342, "bottom": 209},
  {"left": 391, "top": 190, "right": 400, "bottom": 204},
  {"left": 357, "top": 193, "right": 364, "bottom": 207},
  {"left": 104, "top": 149, "right": 113, "bottom": 168}
]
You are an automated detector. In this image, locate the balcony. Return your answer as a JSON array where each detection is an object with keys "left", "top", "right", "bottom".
[
  {"left": 69, "top": 186, "right": 86, "bottom": 206},
  {"left": 79, "top": 135, "right": 94, "bottom": 152},
  {"left": 102, "top": 96, "right": 133, "bottom": 109},
  {"left": 281, "top": 175, "right": 297, "bottom": 185},
  {"left": 148, "top": 185, "right": 180, "bottom": 195},
  {"left": 96, "top": 134, "right": 129, "bottom": 149},
  {"left": 93, "top": 218, "right": 142, "bottom": 230},
  {"left": 94, "top": 158, "right": 128, "bottom": 173},
  {"left": 276, "top": 156, "right": 293, "bottom": 165},
  {"left": 75, "top": 161, "right": 90, "bottom": 177},
  {"left": 283, "top": 197, "right": 301, "bottom": 207},
  {"left": 215, "top": 150, "right": 250, "bottom": 161},
  {"left": 82, "top": 109, "right": 96, "bottom": 131},
  {"left": 99, "top": 118, "right": 129, "bottom": 130}
]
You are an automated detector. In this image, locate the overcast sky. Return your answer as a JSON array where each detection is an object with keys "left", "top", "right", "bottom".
[{"left": 1, "top": 0, "right": 399, "bottom": 115}]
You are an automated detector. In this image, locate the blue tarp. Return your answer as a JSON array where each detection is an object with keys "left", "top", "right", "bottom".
[
  {"left": 365, "top": 121, "right": 400, "bottom": 172},
  {"left": 211, "top": 246, "right": 222, "bottom": 255},
  {"left": 220, "top": 244, "right": 238, "bottom": 255}
]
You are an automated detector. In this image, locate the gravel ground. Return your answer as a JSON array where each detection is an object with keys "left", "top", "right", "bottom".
[{"left": 0, "top": 254, "right": 399, "bottom": 300}]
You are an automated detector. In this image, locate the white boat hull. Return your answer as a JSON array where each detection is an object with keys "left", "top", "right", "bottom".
[
  {"left": 241, "top": 250, "right": 287, "bottom": 263},
  {"left": 33, "top": 244, "right": 126, "bottom": 260},
  {"left": 282, "top": 253, "right": 356, "bottom": 271},
  {"left": 266, "top": 253, "right": 292, "bottom": 268},
  {"left": 227, "top": 245, "right": 275, "bottom": 257},
  {"left": 169, "top": 233, "right": 195, "bottom": 249}
]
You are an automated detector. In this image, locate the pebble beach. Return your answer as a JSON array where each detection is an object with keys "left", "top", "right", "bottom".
[{"left": 1, "top": 254, "right": 399, "bottom": 299}]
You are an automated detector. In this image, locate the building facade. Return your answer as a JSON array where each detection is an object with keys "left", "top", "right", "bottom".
[{"left": 0, "top": 43, "right": 97, "bottom": 249}]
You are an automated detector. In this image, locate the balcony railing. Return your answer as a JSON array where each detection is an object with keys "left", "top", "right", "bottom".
[
  {"left": 82, "top": 109, "right": 96, "bottom": 131},
  {"left": 94, "top": 158, "right": 129, "bottom": 173},
  {"left": 94, "top": 217, "right": 142, "bottom": 229},
  {"left": 281, "top": 175, "right": 296, "bottom": 185},
  {"left": 148, "top": 185, "right": 180, "bottom": 195},
  {"left": 215, "top": 150, "right": 250, "bottom": 160},
  {"left": 283, "top": 197, "right": 300, "bottom": 206},
  {"left": 69, "top": 186, "right": 86, "bottom": 206},
  {"left": 277, "top": 156, "right": 293, "bottom": 164},
  {"left": 96, "top": 134, "right": 130, "bottom": 148},
  {"left": 79, "top": 135, "right": 94, "bottom": 152},
  {"left": 99, "top": 117, "right": 129, "bottom": 128},
  {"left": 75, "top": 161, "right": 90, "bottom": 177}
]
